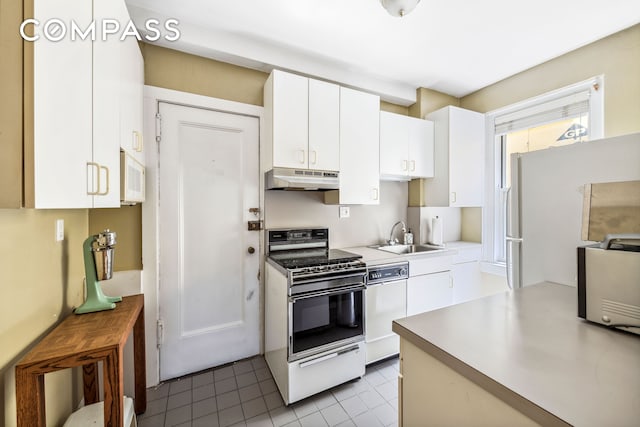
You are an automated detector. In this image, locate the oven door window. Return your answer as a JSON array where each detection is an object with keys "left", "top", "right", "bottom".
[{"left": 291, "top": 288, "right": 364, "bottom": 357}]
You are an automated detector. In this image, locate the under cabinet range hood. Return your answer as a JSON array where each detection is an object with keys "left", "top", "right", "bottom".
[{"left": 265, "top": 168, "right": 339, "bottom": 191}]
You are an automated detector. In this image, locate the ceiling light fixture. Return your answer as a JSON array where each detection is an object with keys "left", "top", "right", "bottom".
[{"left": 380, "top": 0, "right": 421, "bottom": 17}]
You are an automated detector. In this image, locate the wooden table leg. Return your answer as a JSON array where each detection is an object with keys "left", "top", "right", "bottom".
[
  {"left": 133, "top": 307, "right": 147, "bottom": 414},
  {"left": 15, "top": 368, "right": 45, "bottom": 427},
  {"left": 103, "top": 347, "right": 124, "bottom": 427},
  {"left": 83, "top": 362, "right": 99, "bottom": 405}
]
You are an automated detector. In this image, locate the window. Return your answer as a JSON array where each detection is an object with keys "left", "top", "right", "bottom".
[{"left": 483, "top": 77, "right": 604, "bottom": 271}]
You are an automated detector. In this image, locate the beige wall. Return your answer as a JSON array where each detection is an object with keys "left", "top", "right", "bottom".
[
  {"left": 409, "top": 87, "right": 460, "bottom": 118},
  {"left": 89, "top": 205, "right": 142, "bottom": 271},
  {"left": 0, "top": 209, "right": 88, "bottom": 427},
  {"left": 461, "top": 24, "right": 640, "bottom": 138}
]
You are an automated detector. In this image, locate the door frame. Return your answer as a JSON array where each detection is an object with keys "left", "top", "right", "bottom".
[{"left": 142, "top": 85, "right": 265, "bottom": 387}]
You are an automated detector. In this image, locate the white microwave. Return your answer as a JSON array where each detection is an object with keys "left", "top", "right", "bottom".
[{"left": 120, "top": 150, "right": 145, "bottom": 204}]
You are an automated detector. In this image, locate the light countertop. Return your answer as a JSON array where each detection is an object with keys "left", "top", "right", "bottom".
[{"left": 392, "top": 282, "right": 640, "bottom": 426}]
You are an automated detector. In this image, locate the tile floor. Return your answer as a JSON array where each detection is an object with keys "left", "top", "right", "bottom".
[{"left": 137, "top": 355, "right": 399, "bottom": 427}]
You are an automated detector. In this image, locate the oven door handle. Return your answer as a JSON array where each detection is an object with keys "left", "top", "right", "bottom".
[
  {"left": 298, "top": 344, "right": 360, "bottom": 368},
  {"left": 290, "top": 284, "right": 365, "bottom": 301}
]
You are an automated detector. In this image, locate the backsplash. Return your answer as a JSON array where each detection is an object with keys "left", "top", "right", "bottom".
[
  {"left": 408, "top": 207, "right": 462, "bottom": 244},
  {"left": 264, "top": 181, "right": 408, "bottom": 248}
]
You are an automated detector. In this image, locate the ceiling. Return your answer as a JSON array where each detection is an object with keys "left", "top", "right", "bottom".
[{"left": 126, "top": 0, "right": 640, "bottom": 106}]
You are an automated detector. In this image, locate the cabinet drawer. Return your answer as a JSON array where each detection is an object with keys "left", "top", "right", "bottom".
[
  {"left": 452, "top": 246, "right": 481, "bottom": 264},
  {"left": 409, "top": 254, "right": 452, "bottom": 276}
]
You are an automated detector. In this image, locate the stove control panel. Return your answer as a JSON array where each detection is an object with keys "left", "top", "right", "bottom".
[{"left": 367, "top": 262, "right": 409, "bottom": 285}]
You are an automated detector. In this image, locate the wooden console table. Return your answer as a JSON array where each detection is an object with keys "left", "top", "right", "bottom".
[{"left": 15, "top": 294, "right": 147, "bottom": 427}]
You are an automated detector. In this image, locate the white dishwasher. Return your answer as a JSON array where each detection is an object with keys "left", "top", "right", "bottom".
[{"left": 365, "top": 262, "right": 408, "bottom": 364}]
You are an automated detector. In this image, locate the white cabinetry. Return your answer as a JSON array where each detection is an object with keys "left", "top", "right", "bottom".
[
  {"left": 450, "top": 243, "right": 483, "bottom": 304},
  {"left": 264, "top": 70, "right": 339, "bottom": 171},
  {"left": 366, "top": 279, "right": 406, "bottom": 363},
  {"left": 380, "top": 111, "right": 434, "bottom": 180},
  {"left": 326, "top": 86, "right": 380, "bottom": 205},
  {"left": 424, "top": 106, "right": 484, "bottom": 207},
  {"left": 406, "top": 254, "right": 453, "bottom": 316},
  {"left": 29, "top": 0, "right": 142, "bottom": 208}
]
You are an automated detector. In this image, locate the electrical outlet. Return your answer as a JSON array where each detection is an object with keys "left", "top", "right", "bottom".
[
  {"left": 56, "top": 219, "right": 64, "bottom": 241},
  {"left": 339, "top": 206, "right": 350, "bottom": 218}
]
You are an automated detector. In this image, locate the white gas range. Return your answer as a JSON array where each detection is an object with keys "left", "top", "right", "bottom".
[{"left": 264, "top": 228, "right": 367, "bottom": 405}]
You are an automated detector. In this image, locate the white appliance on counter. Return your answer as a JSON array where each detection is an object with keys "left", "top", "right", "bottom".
[
  {"left": 264, "top": 228, "right": 367, "bottom": 405},
  {"left": 365, "top": 262, "right": 408, "bottom": 364},
  {"left": 506, "top": 133, "right": 640, "bottom": 288}
]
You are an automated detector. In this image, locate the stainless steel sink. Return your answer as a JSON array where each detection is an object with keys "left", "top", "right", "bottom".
[{"left": 376, "top": 244, "right": 445, "bottom": 255}]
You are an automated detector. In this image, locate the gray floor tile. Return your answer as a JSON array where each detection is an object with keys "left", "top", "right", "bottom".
[
  {"left": 239, "top": 383, "right": 263, "bottom": 403},
  {"left": 299, "top": 412, "right": 328, "bottom": 427},
  {"left": 215, "top": 366, "right": 236, "bottom": 382},
  {"left": 269, "top": 406, "right": 297, "bottom": 427},
  {"left": 170, "top": 378, "right": 193, "bottom": 395},
  {"left": 236, "top": 371, "right": 258, "bottom": 388},
  {"left": 319, "top": 403, "right": 349, "bottom": 426},
  {"left": 335, "top": 420, "right": 356, "bottom": 427},
  {"left": 242, "top": 396, "right": 268, "bottom": 419},
  {"left": 217, "top": 390, "right": 241, "bottom": 411},
  {"left": 255, "top": 368, "right": 272, "bottom": 382},
  {"left": 263, "top": 391, "right": 284, "bottom": 411},
  {"left": 250, "top": 358, "right": 267, "bottom": 370},
  {"left": 193, "top": 371, "right": 215, "bottom": 388},
  {"left": 292, "top": 399, "right": 318, "bottom": 419},
  {"left": 147, "top": 383, "right": 171, "bottom": 401},
  {"left": 363, "top": 371, "right": 386, "bottom": 387},
  {"left": 374, "top": 381, "right": 397, "bottom": 401},
  {"left": 192, "top": 412, "right": 219, "bottom": 427},
  {"left": 219, "top": 404, "right": 245, "bottom": 427},
  {"left": 193, "top": 397, "right": 218, "bottom": 419},
  {"left": 377, "top": 366, "right": 398, "bottom": 382},
  {"left": 387, "top": 396, "right": 398, "bottom": 411},
  {"left": 140, "top": 397, "right": 168, "bottom": 417},
  {"left": 258, "top": 378, "right": 278, "bottom": 395},
  {"left": 175, "top": 422, "right": 192, "bottom": 427},
  {"left": 138, "top": 413, "right": 165, "bottom": 427},
  {"left": 216, "top": 377, "right": 239, "bottom": 394},
  {"left": 339, "top": 395, "right": 367, "bottom": 418},
  {"left": 331, "top": 383, "right": 356, "bottom": 402},
  {"left": 352, "top": 411, "right": 383, "bottom": 427},
  {"left": 233, "top": 360, "right": 254, "bottom": 375},
  {"left": 168, "top": 390, "right": 192, "bottom": 410},
  {"left": 311, "top": 391, "right": 337, "bottom": 410},
  {"left": 165, "top": 404, "right": 192, "bottom": 426},
  {"left": 282, "top": 421, "right": 301, "bottom": 427},
  {"left": 194, "top": 383, "right": 216, "bottom": 402},
  {"left": 372, "top": 403, "right": 396, "bottom": 426},
  {"left": 357, "top": 389, "right": 385, "bottom": 409},
  {"left": 351, "top": 379, "right": 370, "bottom": 395},
  {"left": 245, "top": 412, "right": 274, "bottom": 427}
]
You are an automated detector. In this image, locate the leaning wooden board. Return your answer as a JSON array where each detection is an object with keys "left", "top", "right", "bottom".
[{"left": 581, "top": 180, "right": 640, "bottom": 241}]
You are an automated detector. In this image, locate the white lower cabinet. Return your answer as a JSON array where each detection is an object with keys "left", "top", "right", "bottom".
[
  {"left": 451, "top": 243, "right": 483, "bottom": 304},
  {"left": 407, "top": 271, "right": 452, "bottom": 316}
]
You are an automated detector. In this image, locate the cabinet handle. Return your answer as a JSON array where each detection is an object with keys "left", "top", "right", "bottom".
[
  {"left": 133, "top": 131, "right": 143, "bottom": 152},
  {"left": 410, "top": 160, "right": 416, "bottom": 172},
  {"left": 402, "top": 160, "right": 408, "bottom": 171},
  {"left": 298, "top": 150, "right": 306, "bottom": 164},
  {"left": 98, "top": 165, "right": 110, "bottom": 196},
  {"left": 311, "top": 150, "right": 317, "bottom": 165},
  {"left": 451, "top": 192, "right": 457, "bottom": 203},
  {"left": 87, "top": 162, "right": 100, "bottom": 195},
  {"left": 372, "top": 188, "right": 379, "bottom": 201}
]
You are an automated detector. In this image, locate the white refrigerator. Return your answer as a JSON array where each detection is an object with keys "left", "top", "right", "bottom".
[{"left": 506, "top": 132, "right": 640, "bottom": 289}]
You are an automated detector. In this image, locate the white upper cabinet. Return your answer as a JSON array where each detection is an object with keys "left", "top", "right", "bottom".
[
  {"left": 335, "top": 86, "right": 380, "bottom": 205},
  {"left": 29, "top": 0, "right": 143, "bottom": 208},
  {"left": 424, "top": 106, "right": 485, "bottom": 207},
  {"left": 264, "top": 70, "right": 340, "bottom": 171},
  {"left": 308, "top": 79, "right": 340, "bottom": 171},
  {"left": 380, "top": 111, "right": 434, "bottom": 180}
]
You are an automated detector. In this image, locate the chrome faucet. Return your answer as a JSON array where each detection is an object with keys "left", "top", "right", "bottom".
[{"left": 387, "top": 221, "right": 407, "bottom": 246}]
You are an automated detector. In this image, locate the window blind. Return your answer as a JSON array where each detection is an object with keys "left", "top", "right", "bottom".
[{"left": 494, "top": 91, "right": 590, "bottom": 135}]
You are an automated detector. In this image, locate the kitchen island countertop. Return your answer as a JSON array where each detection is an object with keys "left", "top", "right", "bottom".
[{"left": 392, "top": 282, "right": 640, "bottom": 426}]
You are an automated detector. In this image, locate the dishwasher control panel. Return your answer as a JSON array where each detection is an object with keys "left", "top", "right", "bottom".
[{"left": 367, "top": 262, "right": 409, "bottom": 285}]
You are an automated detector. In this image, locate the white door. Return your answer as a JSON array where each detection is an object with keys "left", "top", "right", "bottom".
[{"left": 158, "top": 102, "right": 260, "bottom": 381}]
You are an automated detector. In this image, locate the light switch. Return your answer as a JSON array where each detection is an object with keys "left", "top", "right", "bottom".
[
  {"left": 339, "top": 206, "right": 350, "bottom": 218},
  {"left": 56, "top": 219, "right": 64, "bottom": 241}
]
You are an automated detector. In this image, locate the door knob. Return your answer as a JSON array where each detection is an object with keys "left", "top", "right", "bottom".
[{"left": 247, "top": 247, "right": 255, "bottom": 254}]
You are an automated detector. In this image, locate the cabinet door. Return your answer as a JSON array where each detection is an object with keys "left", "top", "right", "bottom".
[
  {"left": 409, "top": 118, "right": 434, "bottom": 178},
  {"left": 120, "top": 23, "right": 145, "bottom": 165},
  {"left": 366, "top": 280, "right": 407, "bottom": 341},
  {"left": 272, "top": 71, "right": 309, "bottom": 169},
  {"left": 339, "top": 87, "right": 380, "bottom": 204},
  {"left": 380, "top": 111, "right": 409, "bottom": 178},
  {"left": 31, "top": 0, "right": 93, "bottom": 208},
  {"left": 308, "top": 79, "right": 339, "bottom": 171},
  {"left": 92, "top": 0, "right": 123, "bottom": 208},
  {"left": 407, "top": 271, "right": 452, "bottom": 316},
  {"left": 449, "top": 107, "right": 484, "bottom": 206},
  {"left": 452, "top": 261, "right": 482, "bottom": 304}
]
